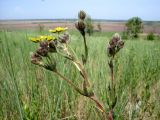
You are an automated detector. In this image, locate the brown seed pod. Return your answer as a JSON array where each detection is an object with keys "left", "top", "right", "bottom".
[
  {"left": 117, "top": 40, "right": 124, "bottom": 49},
  {"left": 36, "top": 47, "right": 48, "bottom": 57},
  {"left": 75, "top": 20, "right": 85, "bottom": 36},
  {"left": 59, "top": 33, "right": 70, "bottom": 44},
  {"left": 107, "top": 33, "right": 124, "bottom": 57},
  {"left": 78, "top": 10, "right": 86, "bottom": 20},
  {"left": 40, "top": 41, "right": 48, "bottom": 48},
  {"left": 48, "top": 40, "right": 57, "bottom": 52},
  {"left": 31, "top": 53, "right": 42, "bottom": 65}
]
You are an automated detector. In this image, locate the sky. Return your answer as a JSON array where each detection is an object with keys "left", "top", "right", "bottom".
[{"left": 0, "top": 0, "right": 160, "bottom": 21}]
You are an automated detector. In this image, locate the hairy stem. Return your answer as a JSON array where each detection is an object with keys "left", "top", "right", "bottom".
[
  {"left": 54, "top": 70, "right": 84, "bottom": 95},
  {"left": 82, "top": 35, "right": 88, "bottom": 64},
  {"left": 109, "top": 58, "right": 114, "bottom": 120},
  {"left": 110, "top": 59, "right": 114, "bottom": 90}
]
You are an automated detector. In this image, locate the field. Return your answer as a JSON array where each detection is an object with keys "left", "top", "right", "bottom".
[
  {"left": 0, "top": 21, "right": 160, "bottom": 120},
  {"left": 1, "top": 20, "right": 160, "bottom": 34}
]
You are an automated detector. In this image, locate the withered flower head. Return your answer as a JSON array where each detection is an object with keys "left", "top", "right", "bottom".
[
  {"left": 59, "top": 33, "right": 70, "bottom": 44},
  {"left": 117, "top": 40, "right": 124, "bottom": 50},
  {"left": 48, "top": 40, "right": 57, "bottom": 52},
  {"left": 36, "top": 47, "right": 49, "bottom": 57},
  {"left": 75, "top": 20, "right": 85, "bottom": 36},
  {"left": 40, "top": 41, "right": 48, "bottom": 48},
  {"left": 78, "top": 10, "right": 86, "bottom": 20},
  {"left": 31, "top": 53, "right": 43, "bottom": 65},
  {"left": 107, "top": 33, "right": 124, "bottom": 57},
  {"left": 109, "top": 37, "right": 119, "bottom": 47}
]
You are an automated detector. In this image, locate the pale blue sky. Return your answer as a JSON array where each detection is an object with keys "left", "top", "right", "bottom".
[{"left": 0, "top": 0, "right": 159, "bottom": 21}]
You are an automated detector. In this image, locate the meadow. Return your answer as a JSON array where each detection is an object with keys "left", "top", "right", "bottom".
[{"left": 0, "top": 29, "right": 160, "bottom": 120}]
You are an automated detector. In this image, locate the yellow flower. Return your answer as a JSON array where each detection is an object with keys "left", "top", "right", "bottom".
[
  {"left": 49, "top": 27, "right": 68, "bottom": 33},
  {"left": 49, "top": 29, "right": 56, "bottom": 33},
  {"left": 46, "top": 36, "right": 56, "bottom": 41},
  {"left": 40, "top": 35, "right": 56, "bottom": 41},
  {"left": 29, "top": 35, "right": 56, "bottom": 43},
  {"left": 29, "top": 37, "right": 41, "bottom": 43},
  {"left": 40, "top": 35, "right": 47, "bottom": 40}
]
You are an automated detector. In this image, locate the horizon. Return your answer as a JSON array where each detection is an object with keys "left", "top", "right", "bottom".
[
  {"left": 0, "top": 0, "right": 160, "bottom": 21},
  {"left": 0, "top": 18, "right": 160, "bottom": 22}
]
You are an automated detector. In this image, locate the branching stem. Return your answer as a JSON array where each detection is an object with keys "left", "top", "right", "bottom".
[{"left": 54, "top": 70, "right": 84, "bottom": 95}]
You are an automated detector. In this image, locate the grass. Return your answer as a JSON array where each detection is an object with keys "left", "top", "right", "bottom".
[{"left": 0, "top": 30, "right": 160, "bottom": 120}]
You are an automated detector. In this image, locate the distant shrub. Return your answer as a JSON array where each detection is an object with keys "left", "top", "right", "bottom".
[
  {"left": 97, "top": 23, "right": 102, "bottom": 32},
  {"left": 126, "top": 17, "right": 143, "bottom": 39},
  {"left": 147, "top": 32, "right": 155, "bottom": 40},
  {"left": 85, "top": 15, "right": 94, "bottom": 36}
]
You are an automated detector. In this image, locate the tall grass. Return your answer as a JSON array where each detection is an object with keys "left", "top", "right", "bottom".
[{"left": 0, "top": 30, "right": 160, "bottom": 119}]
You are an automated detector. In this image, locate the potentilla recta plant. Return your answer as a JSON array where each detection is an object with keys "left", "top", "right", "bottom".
[{"left": 28, "top": 11, "right": 124, "bottom": 119}]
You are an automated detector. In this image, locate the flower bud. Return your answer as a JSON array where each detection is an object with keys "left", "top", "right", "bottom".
[
  {"left": 109, "top": 37, "right": 119, "bottom": 47},
  {"left": 40, "top": 41, "right": 48, "bottom": 48},
  {"left": 59, "top": 33, "right": 70, "bottom": 44},
  {"left": 78, "top": 10, "right": 86, "bottom": 20},
  {"left": 109, "top": 33, "right": 121, "bottom": 47},
  {"left": 49, "top": 40, "right": 57, "bottom": 52},
  {"left": 36, "top": 47, "right": 48, "bottom": 57},
  {"left": 113, "top": 33, "right": 120, "bottom": 39},
  {"left": 75, "top": 20, "right": 85, "bottom": 36},
  {"left": 107, "top": 33, "right": 124, "bottom": 57},
  {"left": 31, "top": 53, "right": 43, "bottom": 65},
  {"left": 117, "top": 40, "right": 124, "bottom": 49}
]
